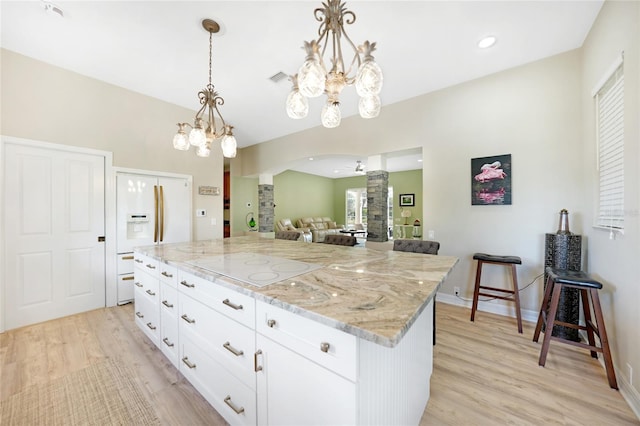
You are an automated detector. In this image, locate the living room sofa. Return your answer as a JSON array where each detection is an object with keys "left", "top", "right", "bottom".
[
  {"left": 296, "top": 217, "right": 345, "bottom": 242},
  {"left": 275, "top": 218, "right": 312, "bottom": 242}
]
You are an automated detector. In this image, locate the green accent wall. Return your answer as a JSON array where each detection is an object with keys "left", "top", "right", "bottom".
[
  {"left": 231, "top": 169, "right": 423, "bottom": 232},
  {"left": 273, "top": 170, "right": 335, "bottom": 227}
]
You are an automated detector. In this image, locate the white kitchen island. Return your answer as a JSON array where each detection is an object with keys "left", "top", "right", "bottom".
[{"left": 133, "top": 237, "right": 458, "bottom": 425}]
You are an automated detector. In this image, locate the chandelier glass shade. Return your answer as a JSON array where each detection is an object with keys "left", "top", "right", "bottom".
[
  {"left": 173, "top": 19, "right": 237, "bottom": 158},
  {"left": 286, "top": 0, "right": 383, "bottom": 127}
]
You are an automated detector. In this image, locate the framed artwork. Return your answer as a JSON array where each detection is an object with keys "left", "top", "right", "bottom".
[
  {"left": 471, "top": 154, "right": 512, "bottom": 205},
  {"left": 399, "top": 193, "right": 415, "bottom": 207}
]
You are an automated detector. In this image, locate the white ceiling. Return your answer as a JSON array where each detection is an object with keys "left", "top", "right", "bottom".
[{"left": 1, "top": 0, "right": 603, "bottom": 178}]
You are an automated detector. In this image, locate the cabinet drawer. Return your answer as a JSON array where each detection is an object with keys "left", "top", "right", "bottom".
[
  {"left": 181, "top": 336, "right": 257, "bottom": 426},
  {"left": 256, "top": 301, "right": 357, "bottom": 381},
  {"left": 160, "top": 309, "right": 179, "bottom": 368},
  {"left": 179, "top": 295, "right": 256, "bottom": 389},
  {"left": 117, "top": 273, "right": 135, "bottom": 304},
  {"left": 134, "top": 295, "right": 160, "bottom": 345},
  {"left": 177, "top": 271, "right": 255, "bottom": 328},
  {"left": 134, "top": 253, "right": 159, "bottom": 278},
  {"left": 160, "top": 282, "right": 178, "bottom": 318},
  {"left": 134, "top": 271, "right": 159, "bottom": 305},
  {"left": 159, "top": 263, "right": 177, "bottom": 287},
  {"left": 117, "top": 253, "right": 135, "bottom": 275}
]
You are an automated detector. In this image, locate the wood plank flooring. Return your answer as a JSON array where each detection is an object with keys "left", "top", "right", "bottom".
[{"left": 1, "top": 302, "right": 637, "bottom": 425}]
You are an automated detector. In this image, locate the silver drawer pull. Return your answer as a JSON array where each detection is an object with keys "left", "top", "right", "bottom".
[
  {"left": 122, "top": 255, "right": 134, "bottom": 260},
  {"left": 146, "top": 264, "right": 156, "bottom": 269},
  {"left": 222, "top": 299, "right": 243, "bottom": 310},
  {"left": 145, "top": 289, "right": 156, "bottom": 296},
  {"left": 267, "top": 319, "right": 276, "bottom": 328},
  {"left": 135, "top": 311, "right": 144, "bottom": 319},
  {"left": 320, "top": 342, "right": 330, "bottom": 353},
  {"left": 181, "top": 314, "right": 195, "bottom": 324},
  {"left": 162, "top": 300, "right": 174, "bottom": 308},
  {"left": 134, "top": 259, "right": 143, "bottom": 263},
  {"left": 223, "top": 342, "right": 244, "bottom": 357},
  {"left": 146, "top": 322, "right": 156, "bottom": 330},
  {"left": 180, "top": 280, "right": 195, "bottom": 288},
  {"left": 162, "top": 337, "right": 174, "bottom": 347},
  {"left": 161, "top": 271, "right": 173, "bottom": 278},
  {"left": 254, "top": 350, "right": 263, "bottom": 372},
  {"left": 182, "top": 357, "right": 196, "bottom": 369},
  {"left": 122, "top": 276, "right": 134, "bottom": 281},
  {"left": 134, "top": 282, "right": 143, "bottom": 288},
  {"left": 224, "top": 396, "right": 245, "bottom": 415}
]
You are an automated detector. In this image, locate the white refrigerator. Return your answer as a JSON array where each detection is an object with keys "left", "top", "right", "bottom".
[{"left": 116, "top": 171, "right": 192, "bottom": 304}]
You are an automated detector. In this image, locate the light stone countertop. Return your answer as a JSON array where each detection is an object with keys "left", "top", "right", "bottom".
[{"left": 135, "top": 237, "right": 459, "bottom": 348}]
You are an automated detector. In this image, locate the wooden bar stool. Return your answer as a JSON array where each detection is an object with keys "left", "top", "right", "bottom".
[
  {"left": 533, "top": 267, "right": 618, "bottom": 389},
  {"left": 470, "top": 253, "right": 523, "bottom": 333}
]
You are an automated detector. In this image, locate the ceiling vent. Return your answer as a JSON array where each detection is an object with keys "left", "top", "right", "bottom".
[{"left": 269, "top": 71, "right": 289, "bottom": 83}]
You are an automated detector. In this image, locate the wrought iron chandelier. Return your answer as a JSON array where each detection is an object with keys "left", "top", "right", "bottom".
[
  {"left": 286, "top": 0, "right": 383, "bottom": 128},
  {"left": 173, "top": 19, "right": 237, "bottom": 158}
]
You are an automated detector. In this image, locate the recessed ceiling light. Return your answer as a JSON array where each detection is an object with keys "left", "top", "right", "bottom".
[
  {"left": 478, "top": 35, "right": 497, "bottom": 49},
  {"left": 309, "top": 157, "right": 314, "bottom": 161},
  {"left": 417, "top": 159, "right": 423, "bottom": 163}
]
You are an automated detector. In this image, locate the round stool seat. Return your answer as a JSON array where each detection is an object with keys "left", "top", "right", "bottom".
[
  {"left": 545, "top": 267, "right": 603, "bottom": 289},
  {"left": 473, "top": 253, "right": 522, "bottom": 265}
]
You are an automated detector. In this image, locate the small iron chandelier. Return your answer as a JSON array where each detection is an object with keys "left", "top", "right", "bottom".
[
  {"left": 173, "top": 19, "right": 237, "bottom": 158},
  {"left": 286, "top": 0, "right": 383, "bottom": 128}
]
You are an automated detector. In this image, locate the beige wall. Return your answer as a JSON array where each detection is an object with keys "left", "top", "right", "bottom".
[
  {"left": 581, "top": 0, "right": 640, "bottom": 406},
  {"left": 1, "top": 49, "right": 224, "bottom": 241},
  {"left": 236, "top": 4, "right": 640, "bottom": 409}
]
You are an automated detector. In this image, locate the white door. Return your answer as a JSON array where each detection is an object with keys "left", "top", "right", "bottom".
[{"left": 4, "top": 143, "right": 106, "bottom": 329}]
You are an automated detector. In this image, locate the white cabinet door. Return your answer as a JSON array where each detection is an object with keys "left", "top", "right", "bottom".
[
  {"left": 256, "top": 334, "right": 356, "bottom": 426},
  {"left": 158, "top": 177, "right": 191, "bottom": 244}
]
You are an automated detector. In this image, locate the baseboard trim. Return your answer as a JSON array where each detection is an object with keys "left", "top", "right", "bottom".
[
  {"left": 436, "top": 292, "right": 538, "bottom": 323},
  {"left": 618, "top": 371, "right": 640, "bottom": 420}
]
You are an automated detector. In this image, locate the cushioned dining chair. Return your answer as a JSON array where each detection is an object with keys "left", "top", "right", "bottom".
[{"left": 393, "top": 239, "right": 440, "bottom": 345}]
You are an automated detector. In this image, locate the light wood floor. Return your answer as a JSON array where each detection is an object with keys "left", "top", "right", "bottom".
[{"left": 1, "top": 302, "right": 637, "bottom": 425}]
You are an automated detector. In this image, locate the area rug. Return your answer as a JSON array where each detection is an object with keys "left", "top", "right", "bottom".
[{"left": 0, "top": 358, "right": 161, "bottom": 425}]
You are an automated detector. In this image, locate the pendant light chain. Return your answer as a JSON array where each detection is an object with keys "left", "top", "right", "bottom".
[{"left": 208, "top": 31, "right": 213, "bottom": 91}]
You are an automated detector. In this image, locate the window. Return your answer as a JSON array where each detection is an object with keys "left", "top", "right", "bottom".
[
  {"left": 345, "top": 186, "right": 393, "bottom": 228},
  {"left": 593, "top": 56, "right": 624, "bottom": 230}
]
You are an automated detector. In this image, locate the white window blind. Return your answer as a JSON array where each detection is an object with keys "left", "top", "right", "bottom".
[{"left": 594, "top": 62, "right": 624, "bottom": 229}]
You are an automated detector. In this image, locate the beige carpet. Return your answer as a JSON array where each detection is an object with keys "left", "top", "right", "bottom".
[{"left": 0, "top": 358, "right": 160, "bottom": 425}]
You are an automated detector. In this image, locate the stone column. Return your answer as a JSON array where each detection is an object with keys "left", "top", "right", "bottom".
[
  {"left": 258, "top": 184, "right": 274, "bottom": 234},
  {"left": 366, "top": 170, "right": 389, "bottom": 242}
]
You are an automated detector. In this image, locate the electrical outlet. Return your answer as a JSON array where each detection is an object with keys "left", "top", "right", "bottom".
[
  {"left": 428, "top": 230, "right": 435, "bottom": 239},
  {"left": 454, "top": 286, "right": 460, "bottom": 296}
]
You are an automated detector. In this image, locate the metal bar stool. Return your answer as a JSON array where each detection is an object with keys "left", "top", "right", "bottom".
[
  {"left": 533, "top": 267, "right": 618, "bottom": 389},
  {"left": 470, "top": 253, "right": 523, "bottom": 333}
]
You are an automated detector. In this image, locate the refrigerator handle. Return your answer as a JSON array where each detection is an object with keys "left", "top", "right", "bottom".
[
  {"left": 153, "top": 185, "right": 159, "bottom": 243},
  {"left": 159, "top": 185, "right": 165, "bottom": 242}
]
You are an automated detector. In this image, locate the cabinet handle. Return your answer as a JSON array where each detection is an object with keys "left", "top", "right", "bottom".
[
  {"left": 181, "top": 314, "right": 195, "bottom": 324},
  {"left": 146, "top": 264, "right": 156, "bottom": 269},
  {"left": 162, "top": 300, "right": 174, "bottom": 309},
  {"left": 223, "top": 342, "right": 244, "bottom": 357},
  {"left": 267, "top": 319, "right": 276, "bottom": 328},
  {"left": 145, "top": 289, "right": 156, "bottom": 296},
  {"left": 254, "top": 350, "right": 263, "bottom": 372},
  {"left": 135, "top": 259, "right": 143, "bottom": 263},
  {"left": 161, "top": 271, "right": 173, "bottom": 278},
  {"left": 134, "top": 282, "right": 143, "bottom": 288},
  {"left": 122, "top": 276, "right": 134, "bottom": 281},
  {"left": 162, "top": 337, "right": 174, "bottom": 348},
  {"left": 180, "top": 280, "right": 195, "bottom": 288},
  {"left": 135, "top": 311, "right": 144, "bottom": 319},
  {"left": 146, "top": 322, "right": 156, "bottom": 330},
  {"left": 182, "top": 357, "right": 196, "bottom": 369},
  {"left": 122, "top": 255, "right": 134, "bottom": 260},
  {"left": 224, "top": 396, "right": 245, "bottom": 415},
  {"left": 222, "top": 299, "right": 243, "bottom": 311},
  {"left": 320, "top": 342, "right": 330, "bottom": 353}
]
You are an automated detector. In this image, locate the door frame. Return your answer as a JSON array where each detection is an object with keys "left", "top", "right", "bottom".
[{"left": 0, "top": 136, "right": 116, "bottom": 333}]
